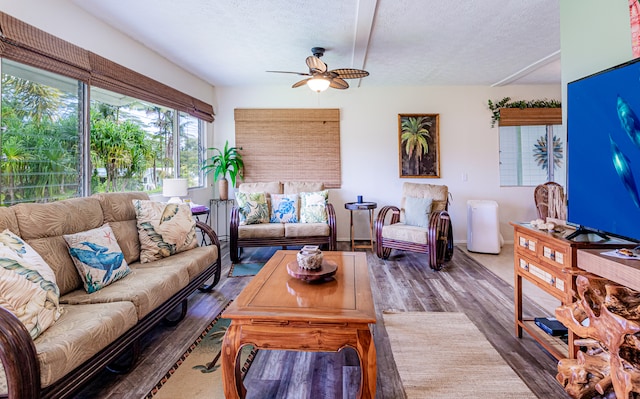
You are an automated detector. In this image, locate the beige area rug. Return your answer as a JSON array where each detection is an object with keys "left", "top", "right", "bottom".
[
  {"left": 146, "top": 302, "right": 256, "bottom": 399},
  {"left": 383, "top": 311, "right": 537, "bottom": 399}
]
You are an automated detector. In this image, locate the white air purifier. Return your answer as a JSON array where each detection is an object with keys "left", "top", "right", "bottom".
[{"left": 467, "top": 200, "right": 503, "bottom": 254}]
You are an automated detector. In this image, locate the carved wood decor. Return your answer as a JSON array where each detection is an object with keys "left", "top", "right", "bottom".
[
  {"left": 234, "top": 108, "right": 341, "bottom": 188},
  {"left": 555, "top": 274, "right": 640, "bottom": 398}
]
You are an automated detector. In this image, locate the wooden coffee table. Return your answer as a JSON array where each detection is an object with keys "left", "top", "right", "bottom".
[{"left": 221, "top": 250, "right": 377, "bottom": 398}]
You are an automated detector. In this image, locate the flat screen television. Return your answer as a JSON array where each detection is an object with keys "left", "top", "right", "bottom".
[{"left": 567, "top": 57, "right": 640, "bottom": 243}]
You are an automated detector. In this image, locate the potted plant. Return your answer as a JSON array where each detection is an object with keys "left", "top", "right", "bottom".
[
  {"left": 487, "top": 97, "right": 561, "bottom": 128},
  {"left": 202, "top": 140, "right": 244, "bottom": 200}
]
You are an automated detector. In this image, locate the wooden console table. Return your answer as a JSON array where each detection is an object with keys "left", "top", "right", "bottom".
[{"left": 511, "top": 222, "right": 633, "bottom": 360}]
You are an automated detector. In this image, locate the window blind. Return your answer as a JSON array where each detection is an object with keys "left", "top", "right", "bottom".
[{"left": 0, "top": 12, "right": 214, "bottom": 122}]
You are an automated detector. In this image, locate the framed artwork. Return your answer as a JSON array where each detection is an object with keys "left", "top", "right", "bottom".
[{"left": 398, "top": 114, "right": 440, "bottom": 178}]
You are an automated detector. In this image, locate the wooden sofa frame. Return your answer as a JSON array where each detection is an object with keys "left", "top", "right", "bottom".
[
  {"left": 229, "top": 204, "right": 337, "bottom": 262},
  {"left": 0, "top": 221, "right": 221, "bottom": 399}
]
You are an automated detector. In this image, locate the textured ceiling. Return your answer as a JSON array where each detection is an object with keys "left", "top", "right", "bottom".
[{"left": 74, "top": 0, "right": 560, "bottom": 88}]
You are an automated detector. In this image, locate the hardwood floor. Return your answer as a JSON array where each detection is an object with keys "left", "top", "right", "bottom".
[{"left": 74, "top": 242, "right": 569, "bottom": 398}]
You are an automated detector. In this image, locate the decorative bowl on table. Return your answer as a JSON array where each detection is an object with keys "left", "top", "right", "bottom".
[{"left": 296, "top": 245, "right": 323, "bottom": 270}]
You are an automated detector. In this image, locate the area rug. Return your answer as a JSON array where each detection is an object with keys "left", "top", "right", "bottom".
[
  {"left": 228, "top": 262, "right": 265, "bottom": 277},
  {"left": 145, "top": 303, "right": 257, "bottom": 398},
  {"left": 383, "top": 311, "right": 536, "bottom": 399}
]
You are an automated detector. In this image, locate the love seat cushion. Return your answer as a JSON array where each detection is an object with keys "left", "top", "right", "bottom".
[
  {"left": 284, "top": 223, "right": 329, "bottom": 238},
  {"left": 238, "top": 223, "right": 285, "bottom": 239}
]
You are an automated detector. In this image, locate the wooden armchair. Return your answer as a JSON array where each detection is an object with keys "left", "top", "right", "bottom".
[
  {"left": 534, "top": 181, "right": 566, "bottom": 220},
  {"left": 375, "top": 182, "right": 453, "bottom": 270}
]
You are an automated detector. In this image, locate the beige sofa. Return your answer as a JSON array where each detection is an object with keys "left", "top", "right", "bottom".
[
  {"left": 0, "top": 192, "right": 221, "bottom": 399},
  {"left": 229, "top": 181, "right": 336, "bottom": 262}
]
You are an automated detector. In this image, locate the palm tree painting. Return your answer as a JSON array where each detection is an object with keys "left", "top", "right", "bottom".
[{"left": 398, "top": 114, "right": 440, "bottom": 178}]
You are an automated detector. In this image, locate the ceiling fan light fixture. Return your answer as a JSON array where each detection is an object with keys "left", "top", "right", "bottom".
[{"left": 307, "top": 77, "right": 330, "bottom": 92}]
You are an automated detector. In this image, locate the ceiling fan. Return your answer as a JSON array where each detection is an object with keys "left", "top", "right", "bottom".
[{"left": 267, "top": 47, "right": 369, "bottom": 92}]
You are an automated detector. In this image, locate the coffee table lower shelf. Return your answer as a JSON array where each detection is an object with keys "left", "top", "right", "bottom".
[{"left": 520, "top": 319, "right": 568, "bottom": 360}]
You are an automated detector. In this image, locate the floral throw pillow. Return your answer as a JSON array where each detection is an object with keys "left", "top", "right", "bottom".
[
  {"left": 236, "top": 192, "right": 270, "bottom": 225},
  {"left": 300, "top": 190, "right": 329, "bottom": 223},
  {"left": 64, "top": 224, "right": 131, "bottom": 293},
  {"left": 270, "top": 193, "right": 299, "bottom": 223},
  {"left": 0, "top": 229, "right": 62, "bottom": 339},
  {"left": 133, "top": 200, "right": 198, "bottom": 263}
]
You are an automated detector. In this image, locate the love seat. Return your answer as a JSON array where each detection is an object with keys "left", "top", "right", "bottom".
[
  {"left": 230, "top": 181, "right": 336, "bottom": 262},
  {"left": 0, "top": 191, "right": 221, "bottom": 399}
]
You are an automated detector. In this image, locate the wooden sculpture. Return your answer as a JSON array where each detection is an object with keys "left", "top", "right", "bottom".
[{"left": 556, "top": 275, "right": 640, "bottom": 398}]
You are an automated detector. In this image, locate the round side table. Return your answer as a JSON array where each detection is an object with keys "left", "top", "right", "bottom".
[{"left": 344, "top": 202, "right": 377, "bottom": 251}]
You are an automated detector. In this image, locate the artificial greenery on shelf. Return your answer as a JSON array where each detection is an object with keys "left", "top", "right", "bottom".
[{"left": 487, "top": 97, "right": 561, "bottom": 128}]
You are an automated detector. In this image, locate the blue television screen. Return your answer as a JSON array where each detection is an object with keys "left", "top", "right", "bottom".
[{"left": 568, "top": 57, "right": 640, "bottom": 242}]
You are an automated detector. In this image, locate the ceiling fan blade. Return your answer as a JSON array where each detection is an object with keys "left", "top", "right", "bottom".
[
  {"left": 329, "top": 78, "right": 349, "bottom": 90},
  {"left": 267, "top": 70, "right": 311, "bottom": 76},
  {"left": 292, "top": 78, "right": 311, "bottom": 88},
  {"left": 330, "top": 68, "right": 370, "bottom": 79},
  {"left": 306, "top": 56, "right": 327, "bottom": 73}
]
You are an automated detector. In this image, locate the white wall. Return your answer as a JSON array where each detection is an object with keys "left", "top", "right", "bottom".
[{"left": 215, "top": 84, "right": 560, "bottom": 243}]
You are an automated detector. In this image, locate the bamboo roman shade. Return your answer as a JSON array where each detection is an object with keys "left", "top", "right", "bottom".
[
  {"left": 0, "top": 12, "right": 214, "bottom": 122},
  {"left": 498, "top": 108, "right": 562, "bottom": 126},
  {"left": 235, "top": 108, "right": 341, "bottom": 188}
]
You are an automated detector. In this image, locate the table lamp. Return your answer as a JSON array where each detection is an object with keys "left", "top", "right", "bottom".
[{"left": 163, "top": 178, "right": 188, "bottom": 204}]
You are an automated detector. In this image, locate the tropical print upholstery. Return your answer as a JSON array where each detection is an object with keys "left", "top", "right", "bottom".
[
  {"left": 0, "top": 229, "right": 62, "bottom": 339},
  {"left": 299, "top": 190, "right": 329, "bottom": 223},
  {"left": 236, "top": 192, "right": 269, "bottom": 225},
  {"left": 270, "top": 193, "right": 299, "bottom": 223},
  {"left": 63, "top": 224, "right": 131, "bottom": 293},
  {"left": 132, "top": 200, "right": 198, "bottom": 263}
]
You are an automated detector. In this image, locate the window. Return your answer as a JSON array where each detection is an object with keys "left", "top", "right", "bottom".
[
  {"left": 0, "top": 59, "right": 206, "bottom": 205},
  {"left": 499, "top": 124, "right": 564, "bottom": 186},
  {"left": 0, "top": 59, "right": 82, "bottom": 204}
]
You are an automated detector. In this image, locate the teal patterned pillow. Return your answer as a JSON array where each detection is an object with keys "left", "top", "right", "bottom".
[
  {"left": 236, "top": 192, "right": 270, "bottom": 225},
  {"left": 64, "top": 224, "right": 131, "bottom": 293},
  {"left": 270, "top": 193, "right": 299, "bottom": 223},
  {"left": 300, "top": 190, "right": 328, "bottom": 223}
]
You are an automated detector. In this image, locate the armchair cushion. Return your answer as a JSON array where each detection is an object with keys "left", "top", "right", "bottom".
[
  {"left": 404, "top": 196, "right": 433, "bottom": 228},
  {"left": 270, "top": 193, "right": 299, "bottom": 223},
  {"left": 401, "top": 183, "right": 448, "bottom": 212},
  {"left": 300, "top": 190, "right": 329, "bottom": 223},
  {"left": 381, "top": 223, "right": 429, "bottom": 245},
  {"left": 236, "top": 192, "right": 270, "bottom": 225}
]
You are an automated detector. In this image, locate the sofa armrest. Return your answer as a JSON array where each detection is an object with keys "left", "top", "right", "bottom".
[
  {"left": 195, "top": 220, "right": 222, "bottom": 290},
  {"left": 0, "top": 307, "right": 41, "bottom": 399},
  {"left": 326, "top": 203, "right": 337, "bottom": 251},
  {"left": 229, "top": 206, "right": 240, "bottom": 262}
]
